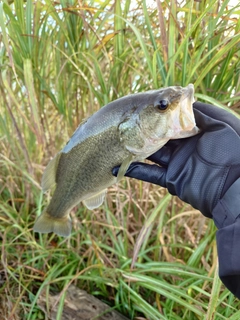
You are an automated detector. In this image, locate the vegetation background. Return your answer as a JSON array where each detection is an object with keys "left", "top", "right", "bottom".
[{"left": 0, "top": 0, "right": 240, "bottom": 319}]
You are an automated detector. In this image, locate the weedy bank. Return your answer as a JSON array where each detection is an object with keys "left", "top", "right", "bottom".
[{"left": 0, "top": 0, "right": 240, "bottom": 319}]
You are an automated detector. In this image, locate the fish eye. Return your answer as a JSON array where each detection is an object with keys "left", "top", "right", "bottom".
[{"left": 156, "top": 99, "right": 169, "bottom": 111}]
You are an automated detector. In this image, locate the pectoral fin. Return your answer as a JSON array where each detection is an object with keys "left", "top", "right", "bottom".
[
  {"left": 83, "top": 189, "right": 107, "bottom": 210},
  {"left": 41, "top": 153, "right": 61, "bottom": 192},
  {"left": 117, "top": 154, "right": 133, "bottom": 182}
]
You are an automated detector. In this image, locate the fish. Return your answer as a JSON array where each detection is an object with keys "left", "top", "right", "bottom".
[{"left": 34, "top": 84, "right": 199, "bottom": 237}]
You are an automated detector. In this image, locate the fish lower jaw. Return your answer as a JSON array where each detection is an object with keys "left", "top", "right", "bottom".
[
  {"left": 176, "top": 126, "right": 200, "bottom": 138},
  {"left": 167, "top": 124, "right": 199, "bottom": 139}
]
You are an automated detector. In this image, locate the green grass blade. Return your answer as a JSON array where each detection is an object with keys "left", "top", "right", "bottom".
[{"left": 205, "top": 262, "right": 222, "bottom": 320}]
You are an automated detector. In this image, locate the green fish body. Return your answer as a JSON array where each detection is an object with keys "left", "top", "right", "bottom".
[{"left": 34, "top": 84, "right": 199, "bottom": 237}]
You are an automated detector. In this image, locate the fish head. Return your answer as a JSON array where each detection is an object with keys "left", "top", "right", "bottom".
[
  {"left": 123, "top": 84, "right": 199, "bottom": 158},
  {"left": 139, "top": 83, "right": 199, "bottom": 139}
]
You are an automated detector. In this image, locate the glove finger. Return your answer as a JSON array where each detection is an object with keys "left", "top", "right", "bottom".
[
  {"left": 193, "top": 102, "right": 240, "bottom": 136},
  {"left": 112, "top": 162, "right": 167, "bottom": 187},
  {"left": 147, "top": 146, "right": 172, "bottom": 167}
]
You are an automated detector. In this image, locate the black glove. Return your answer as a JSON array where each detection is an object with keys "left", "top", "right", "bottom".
[{"left": 113, "top": 101, "right": 240, "bottom": 298}]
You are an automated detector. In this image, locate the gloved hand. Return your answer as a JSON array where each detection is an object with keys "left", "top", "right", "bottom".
[{"left": 113, "top": 101, "right": 240, "bottom": 298}]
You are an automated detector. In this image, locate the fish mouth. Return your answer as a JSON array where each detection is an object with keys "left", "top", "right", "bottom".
[
  {"left": 179, "top": 84, "right": 199, "bottom": 133},
  {"left": 170, "top": 84, "right": 200, "bottom": 138}
]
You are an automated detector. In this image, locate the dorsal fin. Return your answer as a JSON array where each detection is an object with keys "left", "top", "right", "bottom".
[{"left": 41, "top": 153, "right": 61, "bottom": 192}]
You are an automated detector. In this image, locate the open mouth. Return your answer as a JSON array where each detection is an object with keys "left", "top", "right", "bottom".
[{"left": 170, "top": 84, "right": 200, "bottom": 137}]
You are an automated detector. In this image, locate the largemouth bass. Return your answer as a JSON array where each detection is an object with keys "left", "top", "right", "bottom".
[{"left": 34, "top": 84, "right": 199, "bottom": 237}]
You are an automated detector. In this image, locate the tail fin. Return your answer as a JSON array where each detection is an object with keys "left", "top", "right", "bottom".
[{"left": 33, "top": 210, "right": 72, "bottom": 237}]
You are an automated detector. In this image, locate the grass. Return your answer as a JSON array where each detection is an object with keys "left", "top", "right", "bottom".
[{"left": 0, "top": 0, "right": 240, "bottom": 319}]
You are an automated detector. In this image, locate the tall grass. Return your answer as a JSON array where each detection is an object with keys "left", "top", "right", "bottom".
[{"left": 0, "top": 0, "right": 240, "bottom": 319}]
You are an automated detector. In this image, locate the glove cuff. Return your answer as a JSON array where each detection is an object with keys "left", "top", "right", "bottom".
[
  {"left": 212, "top": 177, "right": 240, "bottom": 298},
  {"left": 213, "top": 177, "right": 240, "bottom": 229}
]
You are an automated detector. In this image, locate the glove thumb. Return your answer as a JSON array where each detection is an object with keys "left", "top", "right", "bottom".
[{"left": 112, "top": 162, "right": 167, "bottom": 187}]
